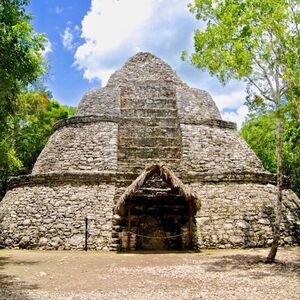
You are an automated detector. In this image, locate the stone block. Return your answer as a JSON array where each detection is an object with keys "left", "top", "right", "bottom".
[{"left": 236, "top": 220, "right": 250, "bottom": 229}]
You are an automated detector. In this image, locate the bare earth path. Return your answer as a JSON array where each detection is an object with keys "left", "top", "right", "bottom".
[{"left": 0, "top": 247, "right": 299, "bottom": 300}]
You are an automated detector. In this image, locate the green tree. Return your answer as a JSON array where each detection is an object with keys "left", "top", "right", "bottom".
[
  {"left": 0, "top": 91, "right": 76, "bottom": 199},
  {"left": 0, "top": 0, "right": 46, "bottom": 117},
  {"left": 241, "top": 112, "right": 277, "bottom": 172},
  {"left": 184, "top": 0, "right": 299, "bottom": 262},
  {"left": 241, "top": 104, "right": 300, "bottom": 197},
  {"left": 0, "top": 0, "right": 46, "bottom": 197},
  {"left": 14, "top": 91, "right": 76, "bottom": 175}
]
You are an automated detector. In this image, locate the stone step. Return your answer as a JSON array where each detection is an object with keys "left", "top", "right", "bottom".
[
  {"left": 118, "top": 143, "right": 180, "bottom": 149},
  {"left": 119, "top": 116, "right": 178, "bottom": 126},
  {"left": 120, "top": 108, "right": 178, "bottom": 118},
  {"left": 117, "top": 158, "right": 181, "bottom": 164},
  {"left": 118, "top": 145, "right": 181, "bottom": 152},
  {"left": 134, "top": 192, "right": 181, "bottom": 199},
  {"left": 117, "top": 161, "right": 182, "bottom": 168},
  {"left": 118, "top": 147, "right": 181, "bottom": 160},
  {"left": 118, "top": 126, "right": 179, "bottom": 137},
  {"left": 116, "top": 170, "right": 182, "bottom": 179},
  {"left": 119, "top": 136, "right": 178, "bottom": 144},
  {"left": 121, "top": 99, "right": 176, "bottom": 109},
  {"left": 137, "top": 187, "right": 173, "bottom": 192},
  {"left": 119, "top": 138, "right": 180, "bottom": 148}
]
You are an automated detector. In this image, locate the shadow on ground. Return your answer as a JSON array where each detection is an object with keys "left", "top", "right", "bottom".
[
  {"left": 0, "top": 256, "right": 39, "bottom": 300},
  {"left": 119, "top": 250, "right": 196, "bottom": 254},
  {"left": 202, "top": 254, "right": 300, "bottom": 279}
]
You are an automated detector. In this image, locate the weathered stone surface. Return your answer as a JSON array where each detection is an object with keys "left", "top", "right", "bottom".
[
  {"left": 181, "top": 124, "right": 265, "bottom": 174},
  {"left": 0, "top": 184, "right": 115, "bottom": 250},
  {"left": 107, "top": 52, "right": 184, "bottom": 87},
  {"left": 38, "top": 237, "right": 48, "bottom": 246},
  {"left": 192, "top": 183, "right": 299, "bottom": 248},
  {"left": 32, "top": 122, "right": 118, "bottom": 174},
  {"left": 177, "top": 87, "right": 221, "bottom": 122},
  {"left": 0, "top": 52, "right": 299, "bottom": 250},
  {"left": 19, "top": 236, "right": 30, "bottom": 248},
  {"left": 75, "top": 87, "right": 120, "bottom": 117}
]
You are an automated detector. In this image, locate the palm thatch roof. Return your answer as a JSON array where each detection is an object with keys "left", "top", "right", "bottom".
[{"left": 114, "top": 164, "right": 201, "bottom": 215}]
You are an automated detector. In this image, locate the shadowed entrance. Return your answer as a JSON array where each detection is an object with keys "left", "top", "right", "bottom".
[{"left": 114, "top": 164, "right": 201, "bottom": 251}]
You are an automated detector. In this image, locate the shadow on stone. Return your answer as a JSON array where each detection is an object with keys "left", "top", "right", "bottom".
[{"left": 0, "top": 255, "right": 39, "bottom": 300}]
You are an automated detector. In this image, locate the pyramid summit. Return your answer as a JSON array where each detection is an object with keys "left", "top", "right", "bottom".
[
  {"left": 107, "top": 52, "right": 184, "bottom": 86},
  {"left": 0, "top": 52, "right": 299, "bottom": 251}
]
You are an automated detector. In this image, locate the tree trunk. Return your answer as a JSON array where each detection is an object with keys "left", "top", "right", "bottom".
[{"left": 266, "top": 100, "right": 283, "bottom": 263}]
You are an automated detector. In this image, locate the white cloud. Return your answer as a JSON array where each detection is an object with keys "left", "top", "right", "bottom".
[
  {"left": 212, "top": 88, "right": 247, "bottom": 112},
  {"left": 42, "top": 39, "right": 52, "bottom": 57},
  {"left": 61, "top": 26, "right": 74, "bottom": 51},
  {"left": 74, "top": 0, "right": 194, "bottom": 84},
  {"left": 222, "top": 105, "right": 249, "bottom": 129},
  {"left": 210, "top": 84, "right": 248, "bottom": 128}
]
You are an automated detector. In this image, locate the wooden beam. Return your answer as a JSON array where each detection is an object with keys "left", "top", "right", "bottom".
[
  {"left": 188, "top": 202, "right": 193, "bottom": 249},
  {"left": 85, "top": 217, "right": 88, "bottom": 251},
  {"left": 127, "top": 198, "right": 131, "bottom": 251}
]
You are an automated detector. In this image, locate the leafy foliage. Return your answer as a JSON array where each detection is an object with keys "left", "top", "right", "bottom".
[
  {"left": 0, "top": 91, "right": 76, "bottom": 199},
  {"left": 0, "top": 0, "right": 48, "bottom": 198},
  {"left": 241, "top": 104, "right": 300, "bottom": 196},
  {"left": 241, "top": 113, "right": 277, "bottom": 172},
  {"left": 14, "top": 92, "right": 76, "bottom": 174},
  {"left": 0, "top": 0, "right": 46, "bottom": 117},
  {"left": 184, "top": 0, "right": 299, "bottom": 104}
]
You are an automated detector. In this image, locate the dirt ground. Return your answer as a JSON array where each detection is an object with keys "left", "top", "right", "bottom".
[{"left": 0, "top": 247, "right": 299, "bottom": 300}]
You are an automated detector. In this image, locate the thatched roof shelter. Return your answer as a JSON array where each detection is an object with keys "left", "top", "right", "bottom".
[{"left": 115, "top": 164, "right": 201, "bottom": 216}]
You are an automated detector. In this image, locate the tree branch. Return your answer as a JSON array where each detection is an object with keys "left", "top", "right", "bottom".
[
  {"left": 246, "top": 76, "right": 274, "bottom": 102},
  {"left": 252, "top": 56, "right": 276, "bottom": 99},
  {"left": 290, "top": 2, "right": 300, "bottom": 37}
]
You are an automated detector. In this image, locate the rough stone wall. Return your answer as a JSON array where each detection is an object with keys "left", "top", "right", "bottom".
[
  {"left": 107, "top": 52, "right": 185, "bottom": 87},
  {"left": 176, "top": 87, "right": 221, "bottom": 122},
  {"left": 191, "top": 183, "right": 300, "bottom": 248},
  {"left": 32, "top": 122, "right": 118, "bottom": 174},
  {"left": 0, "top": 183, "right": 115, "bottom": 250},
  {"left": 75, "top": 87, "right": 120, "bottom": 117},
  {"left": 181, "top": 124, "right": 265, "bottom": 173}
]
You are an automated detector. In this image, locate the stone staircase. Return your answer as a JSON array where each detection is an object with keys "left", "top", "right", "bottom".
[{"left": 117, "top": 83, "right": 182, "bottom": 180}]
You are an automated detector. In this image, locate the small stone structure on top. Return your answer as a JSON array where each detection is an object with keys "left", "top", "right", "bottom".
[{"left": 0, "top": 52, "right": 299, "bottom": 251}]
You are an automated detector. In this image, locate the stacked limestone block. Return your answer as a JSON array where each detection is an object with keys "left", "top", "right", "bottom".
[{"left": 0, "top": 52, "right": 299, "bottom": 250}]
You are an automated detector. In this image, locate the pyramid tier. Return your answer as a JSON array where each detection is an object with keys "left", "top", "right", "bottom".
[{"left": 1, "top": 52, "right": 299, "bottom": 251}]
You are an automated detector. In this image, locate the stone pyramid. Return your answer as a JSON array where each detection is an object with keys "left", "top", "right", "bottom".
[{"left": 0, "top": 52, "right": 299, "bottom": 250}]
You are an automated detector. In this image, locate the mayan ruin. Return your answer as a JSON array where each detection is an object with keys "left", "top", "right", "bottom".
[{"left": 0, "top": 52, "right": 299, "bottom": 251}]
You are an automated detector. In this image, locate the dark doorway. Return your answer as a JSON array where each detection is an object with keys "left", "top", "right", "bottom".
[{"left": 129, "top": 194, "right": 191, "bottom": 251}]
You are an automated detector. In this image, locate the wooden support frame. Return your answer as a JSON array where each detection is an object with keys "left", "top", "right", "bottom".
[
  {"left": 85, "top": 217, "right": 88, "bottom": 251},
  {"left": 188, "top": 202, "right": 193, "bottom": 249},
  {"left": 127, "top": 198, "right": 131, "bottom": 251}
]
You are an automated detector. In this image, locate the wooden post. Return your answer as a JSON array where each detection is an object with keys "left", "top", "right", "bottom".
[
  {"left": 188, "top": 202, "right": 193, "bottom": 249},
  {"left": 127, "top": 199, "right": 131, "bottom": 251},
  {"left": 85, "top": 217, "right": 88, "bottom": 251}
]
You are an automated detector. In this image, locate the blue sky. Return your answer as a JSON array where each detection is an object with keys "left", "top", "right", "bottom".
[{"left": 28, "top": 0, "right": 249, "bottom": 128}]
